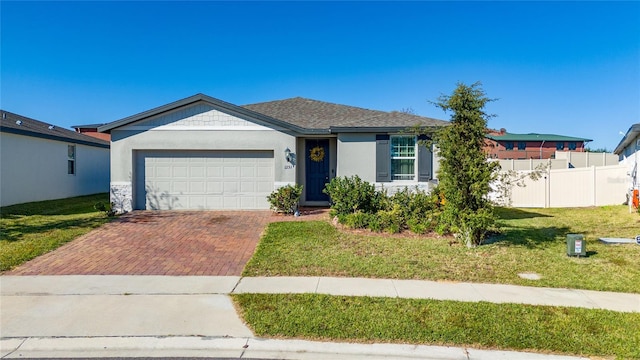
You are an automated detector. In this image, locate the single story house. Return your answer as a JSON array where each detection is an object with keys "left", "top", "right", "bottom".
[
  {"left": 485, "top": 129, "right": 592, "bottom": 160},
  {"left": 98, "top": 94, "right": 448, "bottom": 212},
  {"left": 614, "top": 123, "right": 639, "bottom": 206},
  {"left": 0, "top": 110, "right": 110, "bottom": 207}
]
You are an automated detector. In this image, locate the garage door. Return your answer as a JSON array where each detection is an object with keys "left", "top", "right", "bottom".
[{"left": 135, "top": 150, "right": 274, "bottom": 210}]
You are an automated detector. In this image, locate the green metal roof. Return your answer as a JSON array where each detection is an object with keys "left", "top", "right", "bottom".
[{"left": 486, "top": 133, "right": 592, "bottom": 142}]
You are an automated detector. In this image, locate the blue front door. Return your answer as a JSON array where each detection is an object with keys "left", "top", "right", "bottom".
[{"left": 305, "top": 139, "right": 330, "bottom": 202}]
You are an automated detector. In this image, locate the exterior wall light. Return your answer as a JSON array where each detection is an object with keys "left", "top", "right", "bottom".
[{"left": 285, "top": 148, "right": 292, "bottom": 162}]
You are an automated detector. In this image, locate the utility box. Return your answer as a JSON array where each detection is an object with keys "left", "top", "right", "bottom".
[{"left": 567, "top": 234, "right": 586, "bottom": 257}]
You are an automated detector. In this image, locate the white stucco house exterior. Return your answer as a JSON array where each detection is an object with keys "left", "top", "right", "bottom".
[
  {"left": 98, "top": 94, "right": 448, "bottom": 212},
  {"left": 0, "top": 111, "right": 110, "bottom": 207},
  {"left": 614, "top": 123, "right": 640, "bottom": 207}
]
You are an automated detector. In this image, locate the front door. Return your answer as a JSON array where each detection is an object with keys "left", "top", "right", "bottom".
[{"left": 305, "top": 139, "right": 330, "bottom": 202}]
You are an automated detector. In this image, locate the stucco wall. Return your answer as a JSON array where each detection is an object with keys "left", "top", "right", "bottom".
[
  {"left": 110, "top": 129, "right": 296, "bottom": 211},
  {"left": 336, "top": 133, "right": 436, "bottom": 194},
  {"left": 336, "top": 133, "right": 376, "bottom": 182},
  {"left": 0, "top": 132, "right": 110, "bottom": 207}
]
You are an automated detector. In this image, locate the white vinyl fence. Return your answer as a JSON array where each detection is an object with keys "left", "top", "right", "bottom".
[{"left": 500, "top": 165, "right": 628, "bottom": 208}]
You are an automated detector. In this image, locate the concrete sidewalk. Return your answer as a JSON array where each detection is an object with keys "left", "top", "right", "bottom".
[
  {"left": 1, "top": 275, "right": 637, "bottom": 359},
  {"left": 3, "top": 275, "right": 638, "bottom": 312}
]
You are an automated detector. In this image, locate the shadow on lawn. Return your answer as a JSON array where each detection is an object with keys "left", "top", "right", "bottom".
[
  {"left": 495, "top": 207, "right": 552, "bottom": 220},
  {"left": 1, "top": 217, "right": 109, "bottom": 242},
  {"left": 0, "top": 194, "right": 109, "bottom": 217},
  {"left": 486, "top": 225, "right": 571, "bottom": 249}
]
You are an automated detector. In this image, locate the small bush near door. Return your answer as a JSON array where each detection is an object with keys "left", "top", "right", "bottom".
[{"left": 267, "top": 185, "right": 303, "bottom": 215}]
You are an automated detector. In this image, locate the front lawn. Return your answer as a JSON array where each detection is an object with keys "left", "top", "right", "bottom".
[
  {"left": 0, "top": 193, "right": 111, "bottom": 272},
  {"left": 243, "top": 205, "right": 640, "bottom": 293},
  {"left": 234, "top": 293, "right": 640, "bottom": 359}
]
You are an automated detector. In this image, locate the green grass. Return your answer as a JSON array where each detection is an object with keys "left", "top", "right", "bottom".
[
  {"left": 0, "top": 193, "right": 111, "bottom": 272},
  {"left": 243, "top": 206, "right": 640, "bottom": 293},
  {"left": 234, "top": 293, "right": 640, "bottom": 359}
]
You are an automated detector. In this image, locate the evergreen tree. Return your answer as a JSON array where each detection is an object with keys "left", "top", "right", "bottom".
[{"left": 434, "top": 82, "right": 499, "bottom": 247}]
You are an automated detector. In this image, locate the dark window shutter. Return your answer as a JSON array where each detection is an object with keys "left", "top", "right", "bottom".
[
  {"left": 417, "top": 135, "right": 432, "bottom": 182},
  {"left": 376, "top": 134, "right": 391, "bottom": 182}
]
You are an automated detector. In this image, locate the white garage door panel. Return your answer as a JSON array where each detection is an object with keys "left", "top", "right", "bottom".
[{"left": 138, "top": 150, "right": 274, "bottom": 210}]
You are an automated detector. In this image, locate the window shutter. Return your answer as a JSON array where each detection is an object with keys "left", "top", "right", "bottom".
[
  {"left": 417, "top": 135, "right": 432, "bottom": 182},
  {"left": 376, "top": 134, "right": 391, "bottom": 182}
]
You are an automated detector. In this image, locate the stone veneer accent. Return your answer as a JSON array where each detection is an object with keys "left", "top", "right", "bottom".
[{"left": 110, "top": 182, "right": 133, "bottom": 213}]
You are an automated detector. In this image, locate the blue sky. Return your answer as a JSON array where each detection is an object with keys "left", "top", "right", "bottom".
[{"left": 2, "top": 1, "right": 638, "bottom": 150}]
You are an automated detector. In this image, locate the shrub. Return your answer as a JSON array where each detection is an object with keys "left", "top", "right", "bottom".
[
  {"left": 267, "top": 185, "right": 303, "bottom": 215},
  {"left": 325, "top": 177, "right": 443, "bottom": 235},
  {"left": 324, "top": 176, "right": 384, "bottom": 216},
  {"left": 375, "top": 204, "right": 405, "bottom": 234},
  {"left": 343, "top": 211, "right": 373, "bottom": 229},
  {"left": 94, "top": 201, "right": 116, "bottom": 217}
]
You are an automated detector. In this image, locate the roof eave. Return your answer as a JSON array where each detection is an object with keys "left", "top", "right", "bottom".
[
  {"left": 330, "top": 126, "right": 441, "bottom": 134},
  {"left": 0, "top": 125, "right": 110, "bottom": 149},
  {"left": 486, "top": 135, "right": 593, "bottom": 142},
  {"left": 614, "top": 124, "right": 640, "bottom": 154}
]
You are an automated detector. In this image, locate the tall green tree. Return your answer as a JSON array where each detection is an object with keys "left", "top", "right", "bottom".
[{"left": 434, "top": 82, "right": 499, "bottom": 247}]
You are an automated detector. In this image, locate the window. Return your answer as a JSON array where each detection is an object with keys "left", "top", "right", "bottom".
[
  {"left": 568, "top": 142, "right": 577, "bottom": 151},
  {"left": 376, "top": 134, "right": 432, "bottom": 182},
  {"left": 556, "top": 142, "right": 564, "bottom": 150},
  {"left": 504, "top": 141, "right": 514, "bottom": 150},
  {"left": 517, "top": 142, "right": 526, "bottom": 150},
  {"left": 391, "top": 136, "right": 416, "bottom": 180},
  {"left": 67, "top": 145, "right": 76, "bottom": 175}
]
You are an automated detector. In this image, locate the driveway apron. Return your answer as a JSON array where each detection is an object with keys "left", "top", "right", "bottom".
[{"left": 7, "top": 210, "right": 304, "bottom": 276}]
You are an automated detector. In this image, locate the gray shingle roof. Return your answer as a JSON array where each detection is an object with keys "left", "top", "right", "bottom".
[
  {"left": 242, "top": 97, "right": 448, "bottom": 130},
  {"left": 0, "top": 110, "right": 110, "bottom": 148},
  {"left": 99, "top": 94, "right": 448, "bottom": 135}
]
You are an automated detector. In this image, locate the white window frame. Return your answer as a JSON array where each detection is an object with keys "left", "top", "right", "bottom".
[
  {"left": 390, "top": 135, "right": 417, "bottom": 181},
  {"left": 68, "top": 144, "right": 76, "bottom": 175}
]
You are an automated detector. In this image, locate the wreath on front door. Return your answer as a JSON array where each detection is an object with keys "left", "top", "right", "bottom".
[{"left": 309, "top": 146, "right": 325, "bottom": 162}]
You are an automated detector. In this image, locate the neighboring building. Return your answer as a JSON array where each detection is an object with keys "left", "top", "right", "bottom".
[
  {"left": 485, "top": 129, "right": 592, "bottom": 159},
  {"left": 98, "top": 94, "right": 448, "bottom": 212},
  {"left": 614, "top": 123, "right": 639, "bottom": 207},
  {"left": 1, "top": 111, "right": 110, "bottom": 207},
  {"left": 72, "top": 123, "right": 110, "bottom": 142}
]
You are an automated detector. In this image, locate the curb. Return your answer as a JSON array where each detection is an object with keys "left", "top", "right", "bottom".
[{"left": 1, "top": 336, "right": 590, "bottom": 360}]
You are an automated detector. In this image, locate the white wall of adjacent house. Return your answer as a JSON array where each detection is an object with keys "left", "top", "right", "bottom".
[
  {"left": 618, "top": 136, "right": 639, "bottom": 190},
  {"left": 0, "top": 132, "right": 110, "bottom": 207}
]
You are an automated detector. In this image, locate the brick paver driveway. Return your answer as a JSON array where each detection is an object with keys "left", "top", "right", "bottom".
[{"left": 8, "top": 209, "right": 328, "bottom": 276}]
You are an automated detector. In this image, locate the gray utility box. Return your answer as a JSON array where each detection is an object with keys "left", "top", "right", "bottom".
[{"left": 567, "top": 234, "right": 586, "bottom": 257}]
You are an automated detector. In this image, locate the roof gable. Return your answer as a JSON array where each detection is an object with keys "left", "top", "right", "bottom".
[
  {"left": 0, "top": 110, "right": 110, "bottom": 148},
  {"left": 118, "top": 101, "right": 274, "bottom": 131},
  {"left": 99, "top": 94, "right": 313, "bottom": 135}
]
